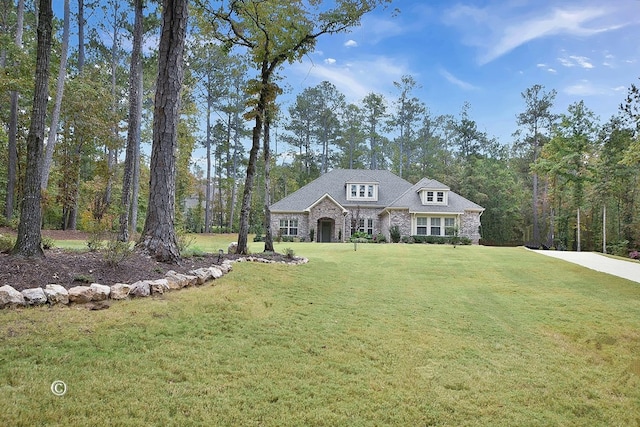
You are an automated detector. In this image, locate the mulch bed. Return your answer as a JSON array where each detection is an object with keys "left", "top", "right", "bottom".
[{"left": 0, "top": 228, "right": 286, "bottom": 292}]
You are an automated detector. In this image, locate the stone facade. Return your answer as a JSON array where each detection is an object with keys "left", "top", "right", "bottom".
[
  {"left": 379, "top": 210, "right": 412, "bottom": 241},
  {"left": 270, "top": 212, "right": 309, "bottom": 241},
  {"left": 460, "top": 211, "right": 482, "bottom": 244},
  {"left": 344, "top": 207, "right": 382, "bottom": 238},
  {"left": 308, "top": 198, "right": 346, "bottom": 242}
]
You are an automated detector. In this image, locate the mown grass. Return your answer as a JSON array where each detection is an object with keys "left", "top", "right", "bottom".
[{"left": 2, "top": 237, "right": 640, "bottom": 426}]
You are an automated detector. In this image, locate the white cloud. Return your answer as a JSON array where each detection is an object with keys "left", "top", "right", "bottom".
[
  {"left": 569, "top": 55, "right": 594, "bottom": 69},
  {"left": 324, "top": 58, "right": 336, "bottom": 65},
  {"left": 439, "top": 68, "right": 478, "bottom": 91},
  {"left": 344, "top": 40, "right": 358, "bottom": 48},
  {"left": 558, "top": 54, "right": 595, "bottom": 68},
  {"left": 289, "top": 56, "right": 407, "bottom": 102},
  {"left": 564, "top": 81, "right": 599, "bottom": 96},
  {"left": 445, "top": 4, "right": 634, "bottom": 65}
]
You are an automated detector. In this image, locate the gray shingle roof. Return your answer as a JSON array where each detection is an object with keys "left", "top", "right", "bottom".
[
  {"left": 269, "top": 169, "right": 484, "bottom": 213},
  {"left": 387, "top": 177, "right": 484, "bottom": 213},
  {"left": 269, "top": 169, "right": 412, "bottom": 212}
]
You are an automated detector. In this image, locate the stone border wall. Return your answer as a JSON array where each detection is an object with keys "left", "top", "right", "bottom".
[{"left": 0, "top": 256, "right": 308, "bottom": 310}]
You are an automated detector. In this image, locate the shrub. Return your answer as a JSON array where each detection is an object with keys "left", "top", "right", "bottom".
[
  {"left": 0, "top": 235, "right": 16, "bottom": 253},
  {"left": 459, "top": 237, "right": 472, "bottom": 245},
  {"left": 390, "top": 225, "right": 401, "bottom": 243},
  {"left": 607, "top": 240, "right": 629, "bottom": 257},
  {"left": 253, "top": 234, "right": 264, "bottom": 242},
  {"left": 284, "top": 247, "right": 295, "bottom": 259},
  {"left": 103, "top": 239, "right": 133, "bottom": 267},
  {"left": 86, "top": 231, "right": 106, "bottom": 252},
  {"left": 309, "top": 229, "right": 315, "bottom": 242},
  {"left": 375, "top": 233, "right": 387, "bottom": 243},
  {"left": 176, "top": 229, "right": 196, "bottom": 253},
  {"left": 350, "top": 231, "right": 371, "bottom": 243},
  {"left": 401, "top": 236, "right": 413, "bottom": 244},
  {"left": 41, "top": 236, "right": 55, "bottom": 250},
  {"left": 630, "top": 250, "right": 640, "bottom": 260}
]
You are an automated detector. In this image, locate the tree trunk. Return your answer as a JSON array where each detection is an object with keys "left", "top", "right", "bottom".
[
  {"left": 77, "top": 0, "right": 84, "bottom": 71},
  {"left": 263, "top": 112, "right": 274, "bottom": 252},
  {"left": 119, "top": 0, "right": 143, "bottom": 242},
  {"left": 41, "top": 0, "right": 70, "bottom": 190},
  {"left": 4, "top": 0, "right": 25, "bottom": 221},
  {"left": 228, "top": 110, "right": 240, "bottom": 231},
  {"left": 12, "top": 0, "right": 53, "bottom": 258},
  {"left": 204, "top": 81, "right": 212, "bottom": 233},
  {"left": 237, "top": 117, "right": 262, "bottom": 255},
  {"left": 138, "top": 0, "right": 188, "bottom": 263}
]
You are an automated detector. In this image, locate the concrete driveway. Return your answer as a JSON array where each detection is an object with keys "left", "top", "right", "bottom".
[{"left": 531, "top": 250, "right": 640, "bottom": 284}]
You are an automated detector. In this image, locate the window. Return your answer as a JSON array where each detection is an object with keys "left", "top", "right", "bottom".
[
  {"left": 357, "top": 218, "right": 374, "bottom": 235},
  {"left": 416, "top": 216, "right": 456, "bottom": 236},
  {"left": 430, "top": 218, "right": 441, "bottom": 236},
  {"left": 416, "top": 217, "right": 428, "bottom": 235},
  {"left": 346, "top": 182, "right": 378, "bottom": 201},
  {"left": 445, "top": 218, "right": 456, "bottom": 235},
  {"left": 279, "top": 219, "right": 298, "bottom": 236},
  {"left": 421, "top": 189, "right": 448, "bottom": 205}
]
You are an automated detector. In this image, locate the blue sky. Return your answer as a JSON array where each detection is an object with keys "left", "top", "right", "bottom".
[
  {"left": 51, "top": 0, "right": 640, "bottom": 147},
  {"left": 283, "top": 0, "right": 640, "bottom": 143}
]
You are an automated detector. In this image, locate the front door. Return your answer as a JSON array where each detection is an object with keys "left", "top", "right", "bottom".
[{"left": 320, "top": 220, "right": 332, "bottom": 242}]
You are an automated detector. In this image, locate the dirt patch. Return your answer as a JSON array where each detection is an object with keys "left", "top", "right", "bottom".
[{"left": 0, "top": 229, "right": 289, "bottom": 292}]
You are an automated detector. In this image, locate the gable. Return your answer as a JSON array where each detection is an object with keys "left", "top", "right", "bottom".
[{"left": 269, "top": 169, "right": 413, "bottom": 213}]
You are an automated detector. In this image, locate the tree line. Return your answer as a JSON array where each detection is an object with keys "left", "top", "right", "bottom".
[{"left": 1, "top": 0, "right": 638, "bottom": 261}]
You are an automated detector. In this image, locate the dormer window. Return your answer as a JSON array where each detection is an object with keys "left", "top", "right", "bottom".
[
  {"left": 420, "top": 189, "right": 448, "bottom": 205},
  {"left": 346, "top": 182, "right": 378, "bottom": 201}
]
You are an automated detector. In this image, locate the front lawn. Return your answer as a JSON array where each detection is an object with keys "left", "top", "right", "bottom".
[{"left": 1, "top": 240, "right": 639, "bottom": 426}]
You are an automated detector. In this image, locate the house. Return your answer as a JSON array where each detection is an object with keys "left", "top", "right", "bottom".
[{"left": 269, "top": 169, "right": 485, "bottom": 244}]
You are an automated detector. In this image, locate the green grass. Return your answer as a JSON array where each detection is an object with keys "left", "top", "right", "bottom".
[{"left": 2, "top": 239, "right": 640, "bottom": 426}]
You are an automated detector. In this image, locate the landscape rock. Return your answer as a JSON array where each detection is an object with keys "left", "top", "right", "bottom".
[
  {"left": 21, "top": 288, "right": 48, "bottom": 306},
  {"left": 129, "top": 280, "right": 150, "bottom": 298},
  {"left": 110, "top": 283, "right": 131, "bottom": 300},
  {"left": 44, "top": 284, "right": 69, "bottom": 305},
  {"left": 148, "top": 279, "right": 169, "bottom": 295},
  {"left": 227, "top": 242, "right": 238, "bottom": 254},
  {"left": 89, "top": 283, "right": 110, "bottom": 301},
  {"left": 68, "top": 286, "right": 94, "bottom": 304},
  {"left": 0, "top": 285, "right": 26, "bottom": 308},
  {"left": 208, "top": 266, "right": 223, "bottom": 279},
  {"left": 164, "top": 271, "right": 186, "bottom": 290},
  {"left": 219, "top": 261, "right": 233, "bottom": 274},
  {"left": 190, "top": 268, "right": 213, "bottom": 285}
]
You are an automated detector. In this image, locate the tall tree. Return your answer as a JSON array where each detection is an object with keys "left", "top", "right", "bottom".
[
  {"left": 514, "top": 84, "right": 556, "bottom": 246},
  {"left": 535, "top": 101, "right": 598, "bottom": 251},
  {"left": 138, "top": 0, "right": 189, "bottom": 262},
  {"left": 284, "top": 86, "right": 316, "bottom": 177},
  {"left": 119, "top": 0, "right": 144, "bottom": 242},
  {"left": 12, "top": 0, "right": 53, "bottom": 257},
  {"left": 389, "top": 75, "right": 424, "bottom": 179},
  {"left": 361, "top": 92, "right": 387, "bottom": 170},
  {"left": 314, "top": 81, "right": 345, "bottom": 174},
  {"left": 201, "top": 0, "right": 390, "bottom": 254},
  {"left": 336, "top": 103, "right": 366, "bottom": 169},
  {"left": 41, "top": 0, "right": 70, "bottom": 190},
  {"left": 4, "top": 0, "right": 25, "bottom": 221}
]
